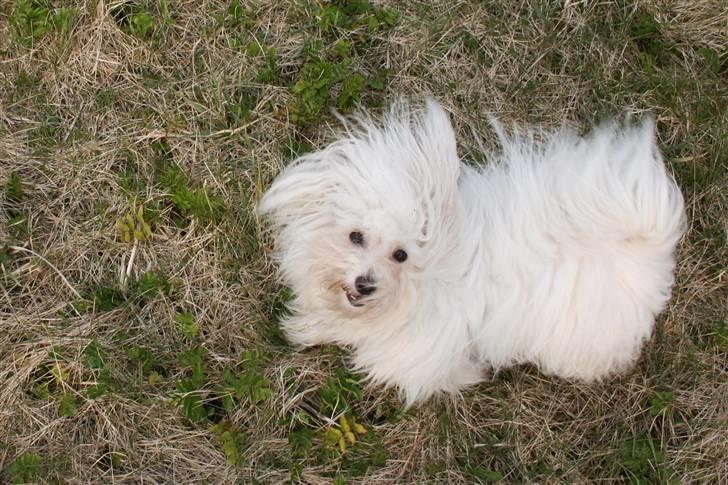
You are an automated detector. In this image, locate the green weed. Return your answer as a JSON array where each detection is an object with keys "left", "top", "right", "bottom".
[
  {"left": 257, "top": 46, "right": 279, "bottom": 84},
  {"left": 175, "top": 311, "right": 200, "bottom": 341},
  {"left": 703, "top": 322, "right": 728, "bottom": 353},
  {"left": 649, "top": 391, "right": 677, "bottom": 417},
  {"left": 125, "top": 344, "right": 158, "bottom": 376},
  {"left": 116, "top": 203, "right": 153, "bottom": 243},
  {"left": 7, "top": 452, "right": 44, "bottom": 484},
  {"left": 212, "top": 0, "right": 255, "bottom": 31},
  {"left": 110, "top": 3, "right": 157, "bottom": 40},
  {"left": 698, "top": 47, "right": 725, "bottom": 75},
  {"left": 157, "top": 164, "right": 226, "bottom": 224},
  {"left": 338, "top": 73, "right": 366, "bottom": 110},
  {"left": 290, "top": 56, "right": 345, "bottom": 124},
  {"left": 217, "top": 350, "right": 272, "bottom": 410},
  {"left": 118, "top": 167, "right": 148, "bottom": 195},
  {"left": 52, "top": 6, "right": 78, "bottom": 35},
  {"left": 288, "top": 427, "right": 315, "bottom": 458},
  {"left": 132, "top": 270, "right": 174, "bottom": 301},
  {"left": 4, "top": 172, "right": 24, "bottom": 203},
  {"left": 313, "top": 0, "right": 399, "bottom": 36},
  {"left": 84, "top": 285, "right": 126, "bottom": 312},
  {"left": 57, "top": 393, "right": 79, "bottom": 416},
  {"left": 9, "top": 0, "right": 78, "bottom": 45},
  {"left": 13, "top": 69, "right": 40, "bottom": 97},
  {"left": 288, "top": 1, "right": 397, "bottom": 125},
  {"left": 84, "top": 340, "right": 113, "bottom": 398},
  {"left": 225, "top": 88, "right": 258, "bottom": 126},
  {"left": 175, "top": 347, "right": 208, "bottom": 423},
  {"left": 210, "top": 420, "right": 247, "bottom": 466},
  {"left": 129, "top": 11, "right": 155, "bottom": 39},
  {"left": 618, "top": 434, "right": 673, "bottom": 484},
  {"left": 95, "top": 87, "right": 117, "bottom": 108},
  {"left": 319, "top": 367, "right": 363, "bottom": 415},
  {"left": 339, "top": 432, "right": 387, "bottom": 477}
]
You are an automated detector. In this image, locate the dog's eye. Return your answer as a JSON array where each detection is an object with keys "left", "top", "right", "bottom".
[
  {"left": 349, "top": 231, "right": 364, "bottom": 245},
  {"left": 392, "top": 249, "right": 408, "bottom": 263}
]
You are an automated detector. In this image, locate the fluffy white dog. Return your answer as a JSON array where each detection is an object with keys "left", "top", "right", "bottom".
[{"left": 258, "top": 99, "right": 686, "bottom": 404}]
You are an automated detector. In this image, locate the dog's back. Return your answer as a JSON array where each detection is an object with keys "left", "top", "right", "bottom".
[{"left": 469, "top": 120, "right": 686, "bottom": 380}]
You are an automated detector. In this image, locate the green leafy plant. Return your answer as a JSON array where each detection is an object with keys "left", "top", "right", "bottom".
[
  {"left": 7, "top": 452, "right": 44, "bottom": 484},
  {"left": 132, "top": 270, "right": 173, "bottom": 301},
  {"left": 290, "top": 57, "right": 344, "bottom": 124},
  {"left": 175, "top": 347, "right": 208, "bottom": 423},
  {"left": 125, "top": 345, "right": 158, "bottom": 376},
  {"left": 58, "top": 393, "right": 78, "bottom": 416},
  {"left": 84, "top": 340, "right": 113, "bottom": 398},
  {"left": 176, "top": 379, "right": 208, "bottom": 423},
  {"left": 158, "top": 165, "right": 225, "bottom": 224},
  {"left": 109, "top": 3, "right": 156, "bottom": 39},
  {"left": 467, "top": 466, "right": 505, "bottom": 482},
  {"left": 10, "top": 0, "right": 52, "bottom": 43},
  {"left": 129, "top": 10, "right": 155, "bottom": 38},
  {"left": 338, "top": 73, "right": 366, "bottom": 110},
  {"left": 649, "top": 391, "right": 677, "bottom": 417},
  {"left": 85, "top": 285, "right": 126, "bottom": 312},
  {"left": 323, "top": 414, "right": 368, "bottom": 454},
  {"left": 319, "top": 367, "right": 363, "bottom": 415},
  {"left": 217, "top": 350, "right": 272, "bottom": 411},
  {"left": 213, "top": 0, "right": 255, "bottom": 31},
  {"left": 9, "top": 0, "right": 79, "bottom": 44},
  {"left": 288, "top": 428, "right": 314, "bottom": 458},
  {"left": 225, "top": 88, "right": 258, "bottom": 126},
  {"left": 51, "top": 7, "right": 78, "bottom": 35},
  {"left": 288, "top": 13, "right": 394, "bottom": 125},
  {"left": 210, "top": 421, "right": 246, "bottom": 466},
  {"left": 175, "top": 311, "right": 200, "bottom": 340},
  {"left": 257, "top": 46, "right": 279, "bottom": 84},
  {"left": 704, "top": 321, "right": 728, "bottom": 352},
  {"left": 313, "top": 1, "right": 399, "bottom": 35}
]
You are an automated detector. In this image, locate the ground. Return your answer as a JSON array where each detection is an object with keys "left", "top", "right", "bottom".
[{"left": 0, "top": 0, "right": 726, "bottom": 483}]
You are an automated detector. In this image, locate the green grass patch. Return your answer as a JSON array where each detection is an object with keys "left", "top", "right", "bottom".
[
  {"left": 4, "top": 172, "right": 24, "bottom": 203},
  {"left": 618, "top": 434, "right": 674, "bottom": 484}
]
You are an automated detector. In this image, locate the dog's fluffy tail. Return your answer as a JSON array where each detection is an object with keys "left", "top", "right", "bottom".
[{"left": 479, "top": 118, "right": 687, "bottom": 381}]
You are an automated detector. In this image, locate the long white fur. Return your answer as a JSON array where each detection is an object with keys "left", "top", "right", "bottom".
[{"left": 258, "top": 99, "right": 686, "bottom": 405}]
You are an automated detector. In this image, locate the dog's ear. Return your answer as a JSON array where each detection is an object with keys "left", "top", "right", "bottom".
[
  {"left": 404, "top": 99, "right": 461, "bottom": 241},
  {"left": 257, "top": 150, "right": 339, "bottom": 227},
  {"left": 415, "top": 98, "right": 460, "bottom": 186}
]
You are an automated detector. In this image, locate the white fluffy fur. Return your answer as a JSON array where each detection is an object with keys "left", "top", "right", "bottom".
[{"left": 258, "top": 99, "right": 686, "bottom": 405}]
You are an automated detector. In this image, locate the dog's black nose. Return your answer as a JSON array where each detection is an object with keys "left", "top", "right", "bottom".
[{"left": 355, "top": 275, "right": 376, "bottom": 296}]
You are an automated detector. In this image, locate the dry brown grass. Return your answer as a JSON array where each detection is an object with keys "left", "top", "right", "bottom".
[{"left": 1, "top": 0, "right": 726, "bottom": 483}]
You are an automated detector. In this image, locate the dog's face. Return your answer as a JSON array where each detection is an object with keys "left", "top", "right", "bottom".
[
  {"left": 296, "top": 203, "right": 422, "bottom": 319},
  {"left": 258, "top": 100, "right": 460, "bottom": 332}
]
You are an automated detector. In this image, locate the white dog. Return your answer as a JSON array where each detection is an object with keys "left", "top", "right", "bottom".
[{"left": 258, "top": 99, "right": 686, "bottom": 404}]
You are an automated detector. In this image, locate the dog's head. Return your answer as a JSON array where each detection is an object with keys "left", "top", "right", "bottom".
[{"left": 258, "top": 100, "right": 461, "bottom": 333}]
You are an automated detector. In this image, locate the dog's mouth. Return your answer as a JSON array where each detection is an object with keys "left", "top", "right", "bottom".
[{"left": 342, "top": 286, "right": 363, "bottom": 307}]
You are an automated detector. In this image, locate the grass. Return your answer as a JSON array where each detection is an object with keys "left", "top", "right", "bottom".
[{"left": 1, "top": 0, "right": 726, "bottom": 482}]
